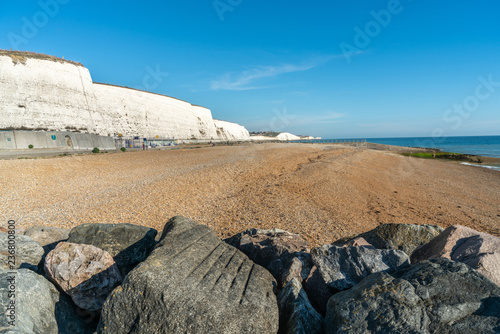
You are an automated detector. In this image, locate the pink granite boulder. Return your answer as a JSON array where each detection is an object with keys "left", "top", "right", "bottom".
[
  {"left": 341, "top": 237, "right": 374, "bottom": 248},
  {"left": 44, "top": 242, "right": 122, "bottom": 311},
  {"left": 411, "top": 225, "right": 500, "bottom": 286}
]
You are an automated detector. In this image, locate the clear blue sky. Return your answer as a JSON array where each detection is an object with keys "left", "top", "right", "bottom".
[{"left": 1, "top": 0, "right": 499, "bottom": 138}]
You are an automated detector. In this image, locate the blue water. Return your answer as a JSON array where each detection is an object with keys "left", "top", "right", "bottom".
[
  {"left": 299, "top": 135, "right": 500, "bottom": 171},
  {"left": 358, "top": 135, "right": 500, "bottom": 172},
  {"left": 292, "top": 135, "right": 500, "bottom": 170},
  {"left": 363, "top": 135, "right": 500, "bottom": 158}
]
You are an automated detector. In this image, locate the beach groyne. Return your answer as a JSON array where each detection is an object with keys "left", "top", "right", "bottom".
[{"left": 0, "top": 51, "right": 251, "bottom": 143}]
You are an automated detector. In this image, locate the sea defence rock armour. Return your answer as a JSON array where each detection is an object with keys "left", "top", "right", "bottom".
[
  {"left": 98, "top": 216, "right": 279, "bottom": 334},
  {"left": 325, "top": 258, "right": 500, "bottom": 334},
  {"left": 67, "top": 223, "right": 157, "bottom": 277}
]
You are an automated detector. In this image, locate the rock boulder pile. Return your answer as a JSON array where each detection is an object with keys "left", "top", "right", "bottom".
[
  {"left": 0, "top": 220, "right": 498, "bottom": 333},
  {"left": 325, "top": 258, "right": 500, "bottom": 333},
  {"left": 224, "top": 228, "right": 313, "bottom": 288},
  {"left": 44, "top": 242, "right": 122, "bottom": 311},
  {"left": 277, "top": 277, "right": 323, "bottom": 334},
  {"left": 334, "top": 223, "right": 444, "bottom": 255},
  {"left": 98, "top": 216, "right": 279, "bottom": 334},
  {"left": 0, "top": 268, "right": 93, "bottom": 334},
  {"left": 305, "top": 244, "right": 410, "bottom": 313},
  {"left": 67, "top": 223, "right": 157, "bottom": 277},
  {"left": 411, "top": 224, "right": 500, "bottom": 286},
  {"left": 0, "top": 232, "right": 44, "bottom": 272}
]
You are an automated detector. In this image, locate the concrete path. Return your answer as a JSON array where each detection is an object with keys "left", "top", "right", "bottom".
[
  {"left": 0, "top": 144, "right": 211, "bottom": 160},
  {"left": 0, "top": 148, "right": 119, "bottom": 160}
]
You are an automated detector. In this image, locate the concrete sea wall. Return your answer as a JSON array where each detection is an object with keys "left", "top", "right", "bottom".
[{"left": 0, "top": 131, "right": 115, "bottom": 150}]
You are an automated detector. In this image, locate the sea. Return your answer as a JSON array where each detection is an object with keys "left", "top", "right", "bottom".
[
  {"left": 363, "top": 135, "right": 500, "bottom": 172},
  {"left": 363, "top": 135, "right": 500, "bottom": 158},
  {"left": 303, "top": 135, "right": 500, "bottom": 172}
]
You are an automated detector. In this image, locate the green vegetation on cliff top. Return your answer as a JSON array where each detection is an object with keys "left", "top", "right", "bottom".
[{"left": 0, "top": 49, "right": 83, "bottom": 67}]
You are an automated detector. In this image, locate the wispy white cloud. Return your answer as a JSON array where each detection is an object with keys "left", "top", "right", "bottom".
[{"left": 210, "top": 56, "right": 332, "bottom": 91}]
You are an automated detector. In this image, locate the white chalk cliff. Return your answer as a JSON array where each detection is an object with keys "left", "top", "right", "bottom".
[
  {"left": 213, "top": 120, "right": 250, "bottom": 141},
  {"left": 276, "top": 132, "right": 301, "bottom": 141},
  {"left": 249, "top": 132, "right": 306, "bottom": 141},
  {"left": 0, "top": 52, "right": 250, "bottom": 141}
]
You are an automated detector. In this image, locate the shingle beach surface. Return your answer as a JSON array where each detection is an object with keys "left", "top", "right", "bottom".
[{"left": 1, "top": 143, "right": 499, "bottom": 246}]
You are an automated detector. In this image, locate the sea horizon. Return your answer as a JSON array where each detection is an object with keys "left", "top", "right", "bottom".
[{"left": 312, "top": 135, "right": 500, "bottom": 159}]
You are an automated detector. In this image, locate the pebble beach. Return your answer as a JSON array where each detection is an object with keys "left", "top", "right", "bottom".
[{"left": 1, "top": 143, "right": 499, "bottom": 246}]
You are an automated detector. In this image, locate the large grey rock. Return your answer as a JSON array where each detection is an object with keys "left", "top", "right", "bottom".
[
  {"left": 98, "top": 216, "right": 279, "bottom": 334},
  {"left": 67, "top": 223, "right": 157, "bottom": 277},
  {"left": 335, "top": 223, "right": 444, "bottom": 255},
  {"left": 225, "top": 228, "right": 313, "bottom": 288},
  {"left": 0, "top": 269, "right": 95, "bottom": 334},
  {"left": 277, "top": 278, "right": 323, "bottom": 334},
  {"left": 23, "top": 226, "right": 70, "bottom": 247},
  {"left": 325, "top": 258, "right": 500, "bottom": 334},
  {"left": 0, "top": 232, "right": 44, "bottom": 271},
  {"left": 411, "top": 224, "right": 500, "bottom": 286},
  {"left": 44, "top": 242, "right": 122, "bottom": 311},
  {"left": 305, "top": 244, "right": 410, "bottom": 314}
]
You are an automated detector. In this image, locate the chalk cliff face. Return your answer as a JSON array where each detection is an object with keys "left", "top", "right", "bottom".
[
  {"left": 250, "top": 133, "right": 303, "bottom": 141},
  {"left": 0, "top": 53, "right": 250, "bottom": 141},
  {"left": 0, "top": 55, "right": 111, "bottom": 135},
  {"left": 93, "top": 84, "right": 220, "bottom": 139},
  {"left": 276, "top": 132, "right": 301, "bottom": 141},
  {"left": 214, "top": 120, "right": 250, "bottom": 141}
]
